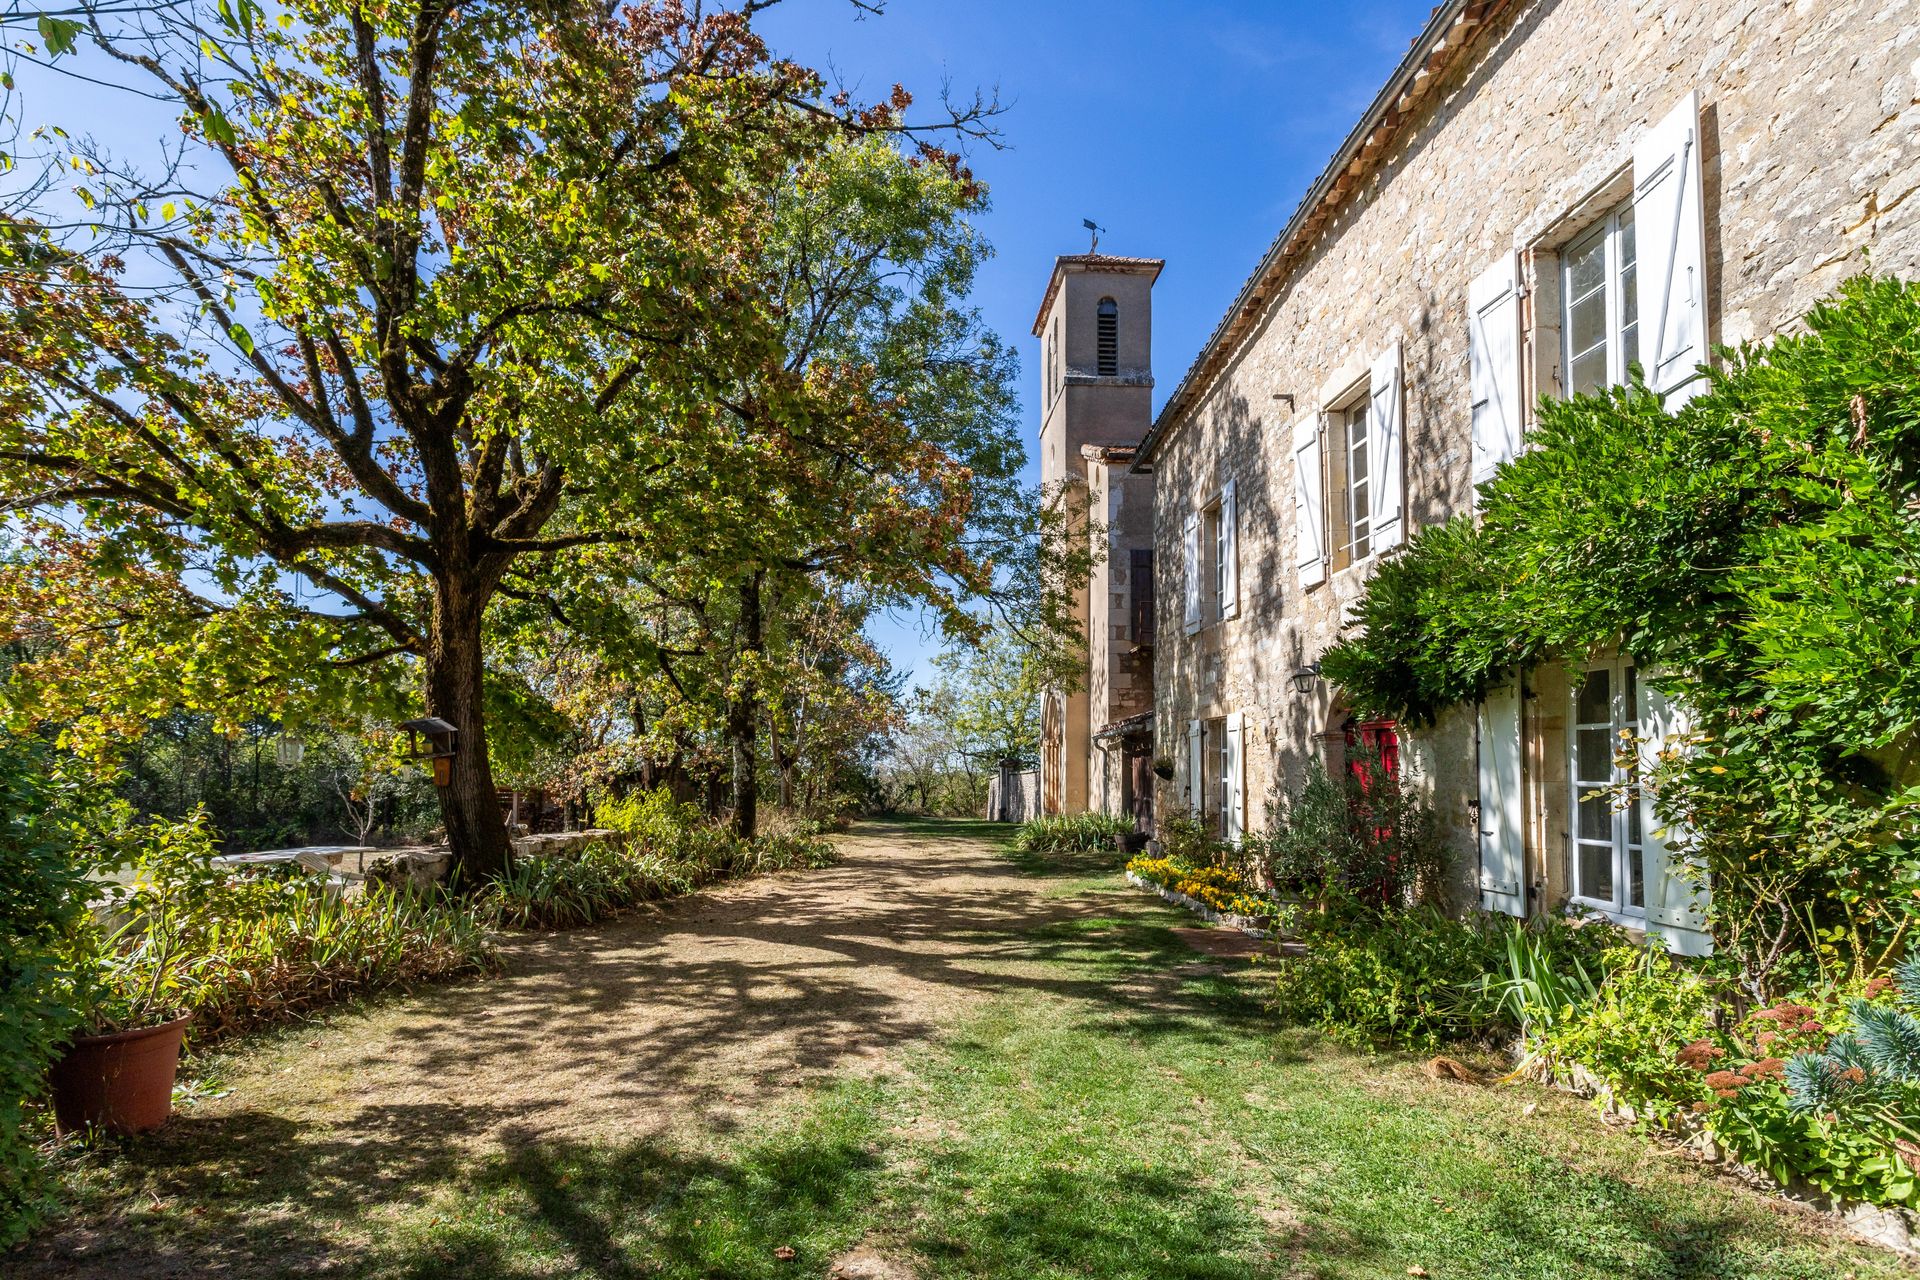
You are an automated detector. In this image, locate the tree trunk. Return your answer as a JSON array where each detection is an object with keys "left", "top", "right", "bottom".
[
  {"left": 427, "top": 579, "right": 512, "bottom": 884},
  {"left": 729, "top": 572, "right": 764, "bottom": 839},
  {"left": 767, "top": 708, "right": 795, "bottom": 811}
]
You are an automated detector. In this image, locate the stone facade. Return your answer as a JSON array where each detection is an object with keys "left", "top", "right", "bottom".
[
  {"left": 1137, "top": 0, "right": 1920, "bottom": 922},
  {"left": 1032, "top": 255, "right": 1163, "bottom": 819}
]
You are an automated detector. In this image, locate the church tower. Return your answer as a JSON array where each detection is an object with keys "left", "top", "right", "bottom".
[{"left": 1031, "top": 253, "right": 1162, "bottom": 820}]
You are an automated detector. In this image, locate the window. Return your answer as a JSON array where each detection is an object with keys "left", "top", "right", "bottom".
[
  {"left": 1183, "top": 482, "right": 1237, "bottom": 631},
  {"left": 1569, "top": 658, "right": 1646, "bottom": 918},
  {"left": 1342, "top": 399, "right": 1371, "bottom": 563},
  {"left": 1096, "top": 297, "right": 1118, "bottom": 376},
  {"left": 1129, "top": 548, "right": 1154, "bottom": 646},
  {"left": 1563, "top": 203, "right": 1639, "bottom": 396},
  {"left": 1323, "top": 392, "right": 1373, "bottom": 573},
  {"left": 1047, "top": 324, "right": 1059, "bottom": 406},
  {"left": 1206, "top": 502, "right": 1226, "bottom": 618},
  {"left": 1212, "top": 716, "right": 1231, "bottom": 832}
]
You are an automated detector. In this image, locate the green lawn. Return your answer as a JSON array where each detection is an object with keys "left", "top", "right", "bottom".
[{"left": 27, "top": 819, "right": 1902, "bottom": 1279}]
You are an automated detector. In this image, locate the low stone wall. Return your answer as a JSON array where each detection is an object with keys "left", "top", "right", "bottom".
[{"left": 511, "top": 829, "right": 625, "bottom": 860}]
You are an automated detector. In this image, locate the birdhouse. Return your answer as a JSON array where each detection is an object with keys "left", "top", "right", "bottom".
[{"left": 398, "top": 716, "right": 459, "bottom": 787}]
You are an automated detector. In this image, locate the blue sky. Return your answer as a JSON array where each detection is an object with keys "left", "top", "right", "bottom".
[{"left": 751, "top": 0, "right": 1439, "bottom": 684}]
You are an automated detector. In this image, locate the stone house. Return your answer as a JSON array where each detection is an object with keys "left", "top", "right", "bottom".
[
  {"left": 1126, "top": 0, "right": 1920, "bottom": 951},
  {"left": 1032, "top": 254, "right": 1162, "bottom": 828}
]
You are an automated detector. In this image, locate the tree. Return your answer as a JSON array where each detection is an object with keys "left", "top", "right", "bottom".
[
  {"left": 0, "top": 1, "right": 999, "bottom": 876},
  {"left": 928, "top": 625, "right": 1048, "bottom": 767}
]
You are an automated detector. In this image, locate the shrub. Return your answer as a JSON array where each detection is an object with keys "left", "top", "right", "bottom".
[
  {"left": 1270, "top": 905, "right": 1511, "bottom": 1051},
  {"left": 1270, "top": 905, "right": 1618, "bottom": 1052},
  {"left": 1537, "top": 945, "right": 1718, "bottom": 1121},
  {"left": 483, "top": 792, "right": 836, "bottom": 930},
  {"left": 1013, "top": 811, "right": 1132, "bottom": 854},
  {"left": 1252, "top": 755, "right": 1452, "bottom": 911},
  {"left": 1534, "top": 949, "right": 1920, "bottom": 1208},
  {"left": 1155, "top": 811, "right": 1224, "bottom": 865},
  {"left": 0, "top": 740, "right": 91, "bottom": 1246},
  {"left": 78, "top": 813, "right": 497, "bottom": 1043}
]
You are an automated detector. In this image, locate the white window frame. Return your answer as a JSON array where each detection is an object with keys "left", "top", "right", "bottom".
[
  {"left": 1341, "top": 398, "right": 1372, "bottom": 565},
  {"left": 1216, "top": 717, "right": 1231, "bottom": 834},
  {"left": 1561, "top": 202, "right": 1639, "bottom": 396},
  {"left": 1568, "top": 657, "right": 1647, "bottom": 923}
]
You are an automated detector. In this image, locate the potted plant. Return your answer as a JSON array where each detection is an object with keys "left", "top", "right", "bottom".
[
  {"left": 1152, "top": 756, "right": 1176, "bottom": 781},
  {"left": 48, "top": 895, "right": 196, "bottom": 1137}
]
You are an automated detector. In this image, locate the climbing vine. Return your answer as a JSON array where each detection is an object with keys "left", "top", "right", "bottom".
[{"left": 1322, "top": 275, "right": 1920, "bottom": 994}]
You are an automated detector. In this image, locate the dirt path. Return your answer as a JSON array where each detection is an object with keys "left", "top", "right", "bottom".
[
  {"left": 217, "top": 821, "right": 1096, "bottom": 1147},
  {"left": 28, "top": 820, "right": 1145, "bottom": 1278}
]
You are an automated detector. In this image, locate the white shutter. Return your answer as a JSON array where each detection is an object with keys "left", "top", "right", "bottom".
[
  {"left": 1638, "top": 683, "right": 1712, "bottom": 956},
  {"left": 1469, "top": 255, "right": 1523, "bottom": 492},
  {"left": 1292, "top": 413, "right": 1326, "bottom": 588},
  {"left": 1368, "top": 342, "right": 1405, "bottom": 550},
  {"left": 1477, "top": 680, "right": 1526, "bottom": 917},
  {"left": 1634, "top": 90, "right": 1710, "bottom": 406},
  {"left": 1186, "top": 719, "right": 1204, "bottom": 815},
  {"left": 1219, "top": 479, "right": 1239, "bottom": 620},
  {"left": 1182, "top": 512, "right": 1202, "bottom": 633},
  {"left": 1223, "top": 711, "right": 1245, "bottom": 843}
]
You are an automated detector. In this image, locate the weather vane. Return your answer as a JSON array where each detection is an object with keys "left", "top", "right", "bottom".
[{"left": 1082, "top": 218, "right": 1105, "bottom": 255}]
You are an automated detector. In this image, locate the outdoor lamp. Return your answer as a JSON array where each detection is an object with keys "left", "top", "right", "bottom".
[
  {"left": 274, "top": 733, "right": 305, "bottom": 768},
  {"left": 398, "top": 716, "right": 460, "bottom": 787},
  {"left": 1289, "top": 662, "right": 1322, "bottom": 695}
]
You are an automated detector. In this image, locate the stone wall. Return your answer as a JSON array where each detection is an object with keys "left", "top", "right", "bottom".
[
  {"left": 986, "top": 767, "right": 1041, "bottom": 825},
  {"left": 1148, "top": 0, "right": 1920, "bottom": 897}
]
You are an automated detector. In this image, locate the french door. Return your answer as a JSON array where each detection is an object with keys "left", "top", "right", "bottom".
[{"left": 1569, "top": 659, "right": 1646, "bottom": 919}]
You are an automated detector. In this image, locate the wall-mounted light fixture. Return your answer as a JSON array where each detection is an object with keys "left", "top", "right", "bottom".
[
  {"left": 399, "top": 716, "right": 459, "bottom": 787},
  {"left": 1289, "top": 661, "right": 1322, "bottom": 696}
]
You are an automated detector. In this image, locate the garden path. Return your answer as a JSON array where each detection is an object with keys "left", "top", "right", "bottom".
[{"left": 217, "top": 819, "right": 1128, "bottom": 1147}]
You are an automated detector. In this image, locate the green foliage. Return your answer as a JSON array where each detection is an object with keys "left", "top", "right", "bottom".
[
  {"left": 1012, "top": 812, "right": 1132, "bottom": 854},
  {"left": 1270, "top": 906, "right": 1511, "bottom": 1051},
  {"left": 1479, "top": 919, "right": 1604, "bottom": 1040},
  {"left": 1321, "top": 275, "right": 1920, "bottom": 993},
  {"left": 1155, "top": 811, "right": 1226, "bottom": 866},
  {"left": 1272, "top": 906, "right": 1619, "bottom": 1052},
  {"left": 1538, "top": 946, "right": 1719, "bottom": 1124},
  {"left": 1537, "top": 952, "right": 1920, "bottom": 1207},
  {"left": 483, "top": 792, "right": 835, "bottom": 931},
  {"left": 0, "top": 739, "right": 91, "bottom": 1246},
  {"left": 72, "top": 813, "right": 497, "bottom": 1043},
  {"left": 1250, "top": 755, "right": 1452, "bottom": 910}
]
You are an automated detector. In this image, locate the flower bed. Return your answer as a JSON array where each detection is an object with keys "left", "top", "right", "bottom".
[{"left": 1125, "top": 854, "right": 1281, "bottom": 934}]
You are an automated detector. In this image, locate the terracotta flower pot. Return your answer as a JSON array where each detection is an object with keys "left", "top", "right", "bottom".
[{"left": 48, "top": 1016, "right": 190, "bottom": 1137}]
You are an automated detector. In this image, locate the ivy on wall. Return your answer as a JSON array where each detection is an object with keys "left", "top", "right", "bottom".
[{"left": 1322, "top": 275, "right": 1920, "bottom": 995}]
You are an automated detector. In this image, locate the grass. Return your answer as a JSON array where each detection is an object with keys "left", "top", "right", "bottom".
[{"left": 16, "top": 819, "right": 1904, "bottom": 1279}]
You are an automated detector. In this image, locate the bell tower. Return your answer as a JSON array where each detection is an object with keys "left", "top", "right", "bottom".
[{"left": 1031, "top": 253, "right": 1163, "bottom": 817}]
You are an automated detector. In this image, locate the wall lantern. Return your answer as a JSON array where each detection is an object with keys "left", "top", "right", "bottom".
[
  {"left": 274, "top": 733, "right": 305, "bottom": 768},
  {"left": 1289, "top": 662, "right": 1322, "bottom": 696},
  {"left": 399, "top": 716, "right": 459, "bottom": 787}
]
